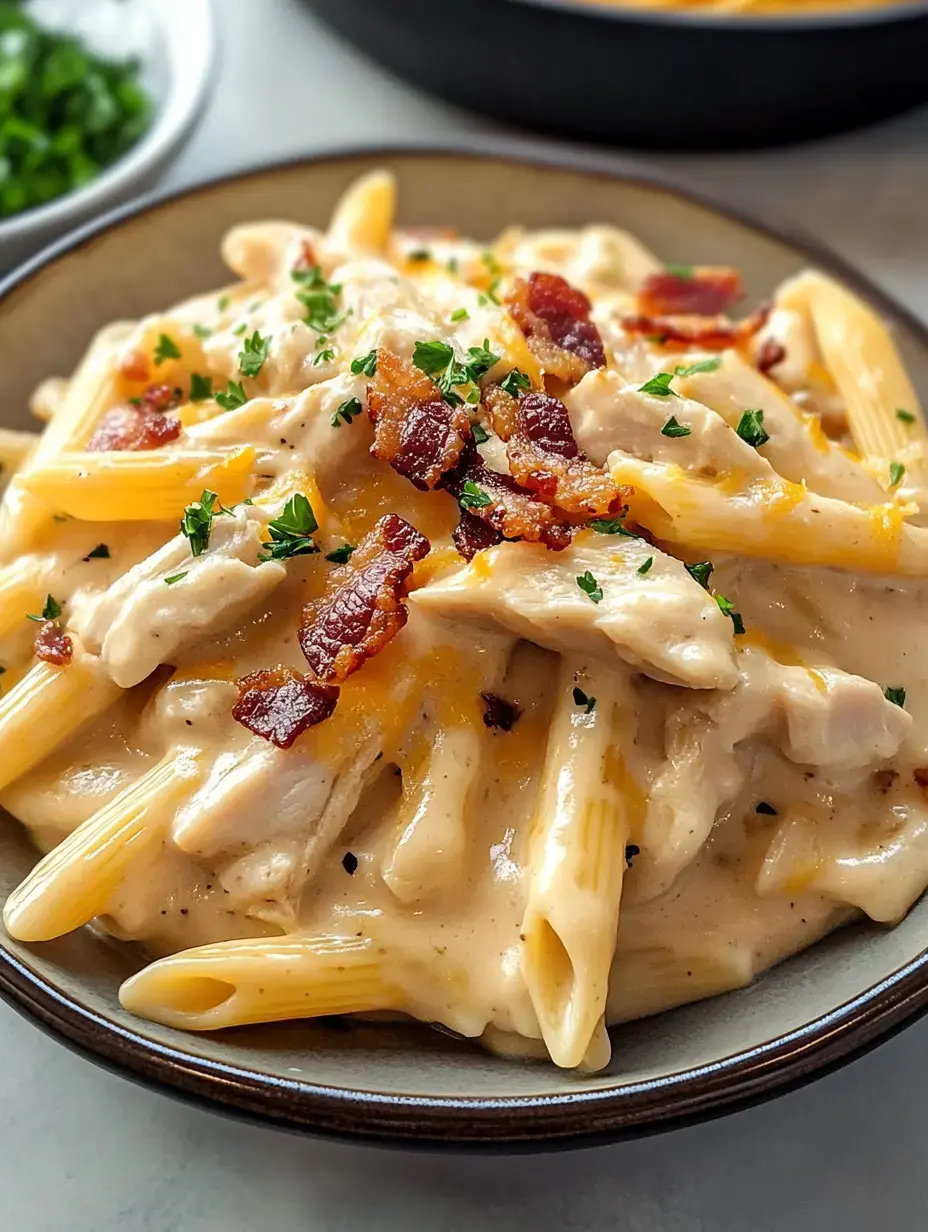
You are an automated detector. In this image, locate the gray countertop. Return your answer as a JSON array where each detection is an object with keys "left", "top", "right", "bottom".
[{"left": 5, "top": 1, "right": 928, "bottom": 1227}]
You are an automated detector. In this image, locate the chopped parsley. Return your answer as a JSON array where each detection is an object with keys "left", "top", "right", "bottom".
[
  {"left": 84, "top": 543, "right": 110, "bottom": 561},
  {"left": 164, "top": 572, "right": 188, "bottom": 586},
  {"left": 408, "top": 248, "right": 431, "bottom": 262},
  {"left": 576, "top": 571, "right": 603, "bottom": 604},
  {"left": 153, "top": 333, "right": 181, "bottom": 365},
  {"left": 590, "top": 515, "right": 635, "bottom": 536},
  {"left": 637, "top": 556, "right": 654, "bottom": 576},
  {"left": 465, "top": 340, "right": 500, "bottom": 382},
  {"left": 217, "top": 294, "right": 231, "bottom": 312},
  {"left": 715, "top": 593, "right": 745, "bottom": 635},
  {"left": 232, "top": 323, "right": 247, "bottom": 337},
  {"left": 736, "top": 409, "right": 770, "bottom": 448},
  {"left": 755, "top": 801, "right": 778, "bottom": 816},
  {"left": 472, "top": 423, "right": 490, "bottom": 445},
  {"left": 477, "top": 279, "right": 501, "bottom": 307},
  {"left": 292, "top": 265, "right": 347, "bottom": 334},
  {"left": 459, "top": 480, "right": 492, "bottom": 510},
  {"left": 685, "top": 560, "right": 714, "bottom": 589},
  {"left": 215, "top": 380, "right": 247, "bottom": 412},
  {"left": 313, "top": 347, "right": 335, "bottom": 367},
  {"left": 179, "top": 490, "right": 230, "bottom": 557},
  {"left": 674, "top": 357, "right": 722, "bottom": 377},
  {"left": 192, "top": 323, "right": 212, "bottom": 340},
  {"left": 331, "top": 397, "right": 363, "bottom": 428},
  {"left": 325, "top": 543, "right": 355, "bottom": 564},
  {"left": 350, "top": 350, "right": 378, "bottom": 378},
  {"left": 572, "top": 686, "right": 596, "bottom": 714},
  {"left": 639, "top": 372, "right": 678, "bottom": 398},
  {"left": 665, "top": 264, "right": 694, "bottom": 280},
  {"left": 896, "top": 408, "right": 916, "bottom": 424},
  {"left": 238, "top": 330, "right": 270, "bottom": 378},
  {"left": 661, "top": 416, "right": 691, "bottom": 438},
  {"left": 889, "top": 460, "right": 905, "bottom": 489},
  {"left": 26, "top": 594, "right": 62, "bottom": 623},
  {"left": 498, "top": 368, "right": 532, "bottom": 398},
  {"left": 189, "top": 372, "right": 213, "bottom": 401},
  {"left": 412, "top": 338, "right": 500, "bottom": 407},
  {"left": 885, "top": 685, "right": 907, "bottom": 708},
  {"left": 450, "top": 307, "right": 470, "bottom": 323},
  {"left": 258, "top": 494, "right": 319, "bottom": 563}
]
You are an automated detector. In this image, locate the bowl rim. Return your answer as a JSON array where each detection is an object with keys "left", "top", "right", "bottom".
[
  {"left": 2, "top": 139, "right": 928, "bottom": 1149},
  {"left": 506, "top": 0, "right": 928, "bottom": 30},
  {"left": 0, "top": 0, "right": 219, "bottom": 246}
]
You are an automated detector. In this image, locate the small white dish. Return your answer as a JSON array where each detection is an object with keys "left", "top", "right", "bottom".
[{"left": 0, "top": 0, "right": 218, "bottom": 271}]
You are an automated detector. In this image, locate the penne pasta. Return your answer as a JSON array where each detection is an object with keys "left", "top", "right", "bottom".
[{"left": 325, "top": 169, "right": 396, "bottom": 256}]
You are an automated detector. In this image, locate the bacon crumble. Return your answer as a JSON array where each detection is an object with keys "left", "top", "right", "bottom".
[
  {"left": 620, "top": 303, "right": 770, "bottom": 352},
  {"left": 480, "top": 692, "right": 521, "bottom": 732},
  {"left": 232, "top": 667, "right": 339, "bottom": 749},
  {"left": 757, "top": 338, "right": 787, "bottom": 376},
  {"left": 638, "top": 268, "right": 744, "bottom": 318},
  {"left": 452, "top": 509, "right": 502, "bottom": 561},
  {"left": 299, "top": 514, "right": 430, "bottom": 683},
  {"left": 368, "top": 351, "right": 472, "bottom": 490},
  {"left": 88, "top": 383, "right": 183, "bottom": 452},
  {"left": 33, "top": 621, "right": 73, "bottom": 667},
  {"left": 507, "top": 272, "right": 606, "bottom": 384},
  {"left": 443, "top": 449, "right": 573, "bottom": 552}
]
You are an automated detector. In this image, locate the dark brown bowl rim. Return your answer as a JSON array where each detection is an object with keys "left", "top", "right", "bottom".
[
  {"left": 508, "top": 0, "right": 928, "bottom": 30},
  {"left": 2, "top": 140, "right": 928, "bottom": 1149}
]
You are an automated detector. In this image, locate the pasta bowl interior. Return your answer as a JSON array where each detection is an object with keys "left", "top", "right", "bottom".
[{"left": 2, "top": 149, "right": 928, "bottom": 1146}]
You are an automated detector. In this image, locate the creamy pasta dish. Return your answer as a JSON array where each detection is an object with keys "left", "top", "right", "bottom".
[{"left": 1, "top": 169, "right": 927, "bottom": 1073}]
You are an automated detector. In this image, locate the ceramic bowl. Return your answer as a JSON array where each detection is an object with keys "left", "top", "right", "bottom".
[
  {"left": 306, "top": 0, "right": 928, "bottom": 149},
  {"left": 1, "top": 146, "right": 928, "bottom": 1148},
  {"left": 0, "top": 0, "right": 218, "bottom": 272}
]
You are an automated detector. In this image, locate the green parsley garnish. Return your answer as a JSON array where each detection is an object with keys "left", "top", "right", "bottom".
[
  {"left": 408, "top": 248, "right": 431, "bottom": 261},
  {"left": 572, "top": 686, "right": 596, "bottom": 714},
  {"left": 164, "top": 572, "right": 187, "bottom": 586},
  {"left": 640, "top": 372, "right": 677, "bottom": 398},
  {"left": 292, "top": 266, "right": 346, "bottom": 334},
  {"left": 325, "top": 543, "right": 356, "bottom": 564},
  {"left": 412, "top": 338, "right": 500, "bottom": 407},
  {"left": 736, "top": 409, "right": 770, "bottom": 448},
  {"left": 238, "top": 330, "right": 270, "bottom": 378},
  {"left": 313, "top": 347, "right": 335, "bottom": 367},
  {"left": 350, "top": 350, "right": 378, "bottom": 378},
  {"left": 590, "top": 515, "right": 636, "bottom": 537},
  {"left": 189, "top": 373, "right": 213, "bottom": 401},
  {"left": 192, "top": 323, "right": 212, "bottom": 340},
  {"left": 637, "top": 556, "right": 654, "bottom": 576},
  {"left": 179, "top": 490, "right": 230, "bottom": 557},
  {"left": 885, "top": 686, "right": 906, "bottom": 708},
  {"left": 477, "top": 279, "right": 501, "bottom": 307},
  {"left": 674, "top": 357, "right": 722, "bottom": 377},
  {"left": 665, "top": 264, "right": 694, "bottom": 280},
  {"left": 331, "top": 397, "right": 363, "bottom": 428},
  {"left": 896, "top": 408, "right": 916, "bottom": 424},
  {"left": 450, "top": 307, "right": 470, "bottom": 323},
  {"left": 498, "top": 369, "right": 532, "bottom": 398},
  {"left": 232, "top": 323, "right": 247, "bottom": 337},
  {"left": 84, "top": 543, "right": 109, "bottom": 561},
  {"left": 715, "top": 593, "right": 745, "bottom": 635},
  {"left": 889, "top": 460, "right": 905, "bottom": 489},
  {"left": 217, "top": 295, "right": 231, "bottom": 312},
  {"left": 26, "top": 594, "right": 62, "bottom": 623},
  {"left": 153, "top": 333, "right": 181, "bottom": 366},
  {"left": 459, "top": 480, "right": 492, "bottom": 510},
  {"left": 472, "top": 423, "right": 490, "bottom": 445},
  {"left": 576, "top": 571, "right": 603, "bottom": 604},
  {"left": 215, "top": 380, "right": 247, "bottom": 412},
  {"left": 685, "top": 561, "right": 714, "bottom": 589},
  {"left": 258, "top": 494, "right": 319, "bottom": 563},
  {"left": 661, "top": 416, "right": 691, "bottom": 438}
]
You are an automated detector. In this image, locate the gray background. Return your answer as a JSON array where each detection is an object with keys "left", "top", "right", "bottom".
[{"left": 6, "top": 1, "right": 928, "bottom": 1227}]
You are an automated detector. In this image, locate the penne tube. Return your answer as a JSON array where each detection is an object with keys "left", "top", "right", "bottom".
[
  {"left": 19, "top": 446, "right": 256, "bottom": 522},
  {"left": 607, "top": 943, "right": 756, "bottom": 1024},
  {"left": 119, "top": 934, "right": 402, "bottom": 1030},
  {"left": 610, "top": 454, "right": 928, "bottom": 577},
  {"left": 3, "top": 751, "right": 202, "bottom": 942},
  {"left": 326, "top": 169, "right": 396, "bottom": 256},
  {"left": 780, "top": 270, "right": 927, "bottom": 473},
  {"left": 0, "top": 653, "right": 121, "bottom": 795},
  {"left": 520, "top": 656, "right": 636, "bottom": 1070},
  {"left": 29, "top": 377, "right": 69, "bottom": 424}
]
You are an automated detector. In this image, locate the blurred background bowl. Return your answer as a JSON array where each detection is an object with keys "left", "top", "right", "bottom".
[
  {"left": 0, "top": 0, "right": 217, "bottom": 271},
  {"left": 306, "top": 0, "right": 928, "bottom": 150}
]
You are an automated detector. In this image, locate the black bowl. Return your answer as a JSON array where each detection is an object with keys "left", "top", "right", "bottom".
[{"left": 307, "top": 0, "right": 928, "bottom": 149}]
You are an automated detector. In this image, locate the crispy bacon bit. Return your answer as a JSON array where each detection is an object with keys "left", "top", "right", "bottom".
[
  {"left": 620, "top": 303, "right": 770, "bottom": 353},
  {"left": 233, "top": 667, "right": 339, "bottom": 749},
  {"left": 757, "top": 338, "right": 787, "bottom": 376},
  {"left": 292, "top": 238, "right": 318, "bottom": 273},
  {"left": 136, "top": 383, "right": 182, "bottom": 414},
  {"left": 453, "top": 509, "right": 502, "bottom": 561},
  {"left": 33, "top": 621, "right": 72, "bottom": 666},
  {"left": 914, "top": 767, "right": 928, "bottom": 789},
  {"left": 368, "top": 351, "right": 472, "bottom": 490},
  {"left": 638, "top": 268, "right": 743, "bottom": 318},
  {"left": 88, "top": 404, "right": 182, "bottom": 452},
  {"left": 299, "top": 514, "right": 430, "bottom": 682},
  {"left": 444, "top": 449, "right": 573, "bottom": 552},
  {"left": 484, "top": 387, "right": 628, "bottom": 518},
  {"left": 481, "top": 692, "right": 521, "bottom": 732},
  {"left": 118, "top": 351, "right": 150, "bottom": 383},
  {"left": 507, "top": 272, "right": 605, "bottom": 384}
]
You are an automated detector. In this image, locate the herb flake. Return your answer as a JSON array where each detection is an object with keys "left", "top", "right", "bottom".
[
  {"left": 576, "top": 571, "right": 603, "bottom": 604},
  {"left": 661, "top": 415, "right": 691, "bottom": 438},
  {"left": 572, "top": 686, "right": 596, "bottom": 714},
  {"left": 258, "top": 494, "right": 319, "bottom": 563},
  {"left": 736, "top": 408, "right": 770, "bottom": 448},
  {"left": 885, "top": 685, "right": 906, "bottom": 708},
  {"left": 640, "top": 372, "right": 678, "bottom": 398},
  {"left": 153, "top": 333, "right": 181, "bottom": 366}
]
